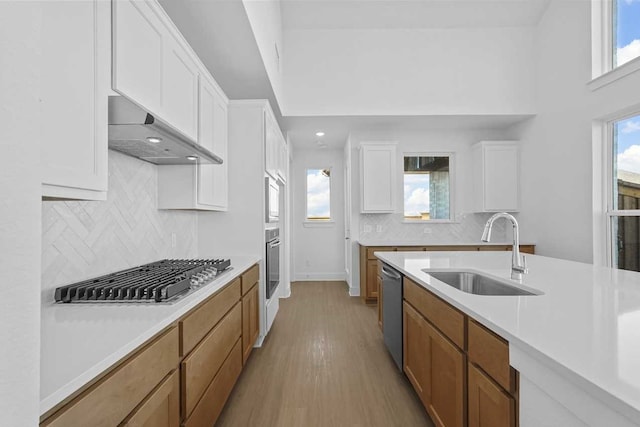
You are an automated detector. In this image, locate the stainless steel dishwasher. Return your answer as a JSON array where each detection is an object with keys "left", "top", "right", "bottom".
[{"left": 381, "top": 262, "right": 403, "bottom": 370}]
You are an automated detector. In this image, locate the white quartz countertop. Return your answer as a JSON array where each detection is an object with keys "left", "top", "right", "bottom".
[
  {"left": 375, "top": 251, "right": 640, "bottom": 421},
  {"left": 358, "top": 239, "right": 536, "bottom": 247},
  {"left": 40, "top": 255, "right": 260, "bottom": 416}
]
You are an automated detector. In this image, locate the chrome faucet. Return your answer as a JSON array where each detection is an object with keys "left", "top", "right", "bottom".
[{"left": 481, "top": 212, "right": 528, "bottom": 281}]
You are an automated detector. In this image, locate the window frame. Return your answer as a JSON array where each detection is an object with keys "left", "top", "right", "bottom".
[
  {"left": 401, "top": 152, "right": 456, "bottom": 223},
  {"left": 304, "top": 166, "right": 333, "bottom": 224},
  {"left": 605, "top": 113, "right": 640, "bottom": 269},
  {"left": 589, "top": 0, "right": 640, "bottom": 90}
]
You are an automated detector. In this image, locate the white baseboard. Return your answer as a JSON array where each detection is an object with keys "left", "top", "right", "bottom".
[
  {"left": 349, "top": 286, "right": 360, "bottom": 297},
  {"left": 293, "top": 272, "right": 347, "bottom": 281}
]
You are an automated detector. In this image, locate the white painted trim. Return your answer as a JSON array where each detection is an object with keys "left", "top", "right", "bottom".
[
  {"left": 293, "top": 272, "right": 347, "bottom": 281},
  {"left": 588, "top": 56, "right": 640, "bottom": 91},
  {"left": 303, "top": 220, "right": 335, "bottom": 227},
  {"left": 348, "top": 285, "right": 360, "bottom": 297}
]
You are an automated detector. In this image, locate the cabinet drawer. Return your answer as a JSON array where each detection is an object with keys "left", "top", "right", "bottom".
[
  {"left": 468, "top": 319, "right": 515, "bottom": 393},
  {"left": 468, "top": 363, "right": 516, "bottom": 427},
  {"left": 367, "top": 246, "right": 393, "bottom": 260},
  {"left": 120, "top": 370, "right": 179, "bottom": 427},
  {"left": 42, "top": 327, "right": 179, "bottom": 427},
  {"left": 241, "top": 264, "right": 259, "bottom": 296},
  {"left": 180, "top": 277, "right": 241, "bottom": 357},
  {"left": 183, "top": 339, "right": 242, "bottom": 427},
  {"left": 403, "top": 277, "right": 465, "bottom": 349},
  {"left": 181, "top": 303, "right": 241, "bottom": 418}
]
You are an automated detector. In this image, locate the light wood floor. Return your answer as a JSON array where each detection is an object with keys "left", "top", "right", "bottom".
[{"left": 217, "top": 281, "right": 434, "bottom": 427}]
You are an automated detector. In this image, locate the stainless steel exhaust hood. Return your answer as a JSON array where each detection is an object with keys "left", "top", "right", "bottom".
[{"left": 108, "top": 96, "right": 223, "bottom": 165}]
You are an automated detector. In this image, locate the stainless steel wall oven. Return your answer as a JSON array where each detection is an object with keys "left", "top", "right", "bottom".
[{"left": 265, "top": 228, "right": 280, "bottom": 299}]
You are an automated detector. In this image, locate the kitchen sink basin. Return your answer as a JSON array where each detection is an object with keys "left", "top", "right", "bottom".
[{"left": 422, "top": 270, "right": 542, "bottom": 296}]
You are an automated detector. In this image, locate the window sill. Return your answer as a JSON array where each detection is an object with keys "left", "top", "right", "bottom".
[
  {"left": 588, "top": 55, "right": 640, "bottom": 91},
  {"left": 303, "top": 220, "right": 335, "bottom": 228},
  {"left": 401, "top": 219, "right": 457, "bottom": 224}
]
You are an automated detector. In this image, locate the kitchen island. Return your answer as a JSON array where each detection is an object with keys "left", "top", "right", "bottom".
[
  {"left": 376, "top": 250, "right": 640, "bottom": 427},
  {"left": 40, "top": 255, "right": 260, "bottom": 423}
]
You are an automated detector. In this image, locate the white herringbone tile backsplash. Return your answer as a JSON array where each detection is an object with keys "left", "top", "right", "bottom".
[
  {"left": 41, "top": 150, "right": 198, "bottom": 300},
  {"left": 359, "top": 212, "right": 508, "bottom": 243}
]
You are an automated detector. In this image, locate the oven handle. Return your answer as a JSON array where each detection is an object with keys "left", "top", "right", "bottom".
[{"left": 268, "top": 240, "right": 281, "bottom": 248}]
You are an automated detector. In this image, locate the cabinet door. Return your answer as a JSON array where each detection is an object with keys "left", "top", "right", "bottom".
[
  {"left": 360, "top": 143, "right": 396, "bottom": 213},
  {"left": 403, "top": 302, "right": 430, "bottom": 407},
  {"left": 242, "top": 284, "right": 259, "bottom": 364},
  {"left": 120, "top": 370, "right": 179, "bottom": 427},
  {"left": 41, "top": 0, "right": 108, "bottom": 199},
  {"left": 112, "top": 0, "right": 163, "bottom": 113},
  {"left": 197, "top": 77, "right": 228, "bottom": 210},
  {"left": 162, "top": 35, "right": 198, "bottom": 140},
  {"left": 483, "top": 144, "right": 519, "bottom": 211},
  {"left": 367, "top": 260, "right": 379, "bottom": 299},
  {"left": 426, "top": 322, "right": 465, "bottom": 427},
  {"left": 468, "top": 363, "right": 515, "bottom": 427},
  {"left": 264, "top": 114, "right": 278, "bottom": 178}
]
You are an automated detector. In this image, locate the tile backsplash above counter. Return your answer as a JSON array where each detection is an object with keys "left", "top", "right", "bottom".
[
  {"left": 41, "top": 151, "right": 198, "bottom": 300},
  {"left": 359, "top": 212, "right": 508, "bottom": 244}
]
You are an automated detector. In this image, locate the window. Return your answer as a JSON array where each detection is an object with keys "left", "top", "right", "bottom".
[
  {"left": 306, "top": 168, "right": 331, "bottom": 220},
  {"left": 403, "top": 155, "right": 451, "bottom": 220},
  {"left": 613, "top": 0, "right": 640, "bottom": 68},
  {"left": 609, "top": 113, "right": 640, "bottom": 271}
]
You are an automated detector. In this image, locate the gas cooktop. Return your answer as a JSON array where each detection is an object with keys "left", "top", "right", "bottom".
[{"left": 54, "top": 259, "right": 231, "bottom": 303}]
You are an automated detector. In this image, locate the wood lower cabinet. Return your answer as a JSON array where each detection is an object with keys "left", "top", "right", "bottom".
[
  {"left": 41, "top": 263, "right": 260, "bottom": 427},
  {"left": 120, "top": 370, "right": 180, "bottom": 427},
  {"left": 468, "top": 363, "right": 516, "bottom": 427},
  {"left": 426, "top": 322, "right": 465, "bottom": 427},
  {"left": 41, "top": 327, "right": 179, "bottom": 427},
  {"left": 403, "top": 302, "right": 465, "bottom": 427},
  {"left": 363, "top": 244, "right": 535, "bottom": 304},
  {"left": 242, "top": 283, "right": 260, "bottom": 364},
  {"left": 403, "top": 302, "right": 430, "bottom": 405},
  {"left": 403, "top": 279, "right": 519, "bottom": 427}
]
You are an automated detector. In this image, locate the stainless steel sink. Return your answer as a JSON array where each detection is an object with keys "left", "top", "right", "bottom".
[{"left": 423, "top": 270, "right": 542, "bottom": 296}]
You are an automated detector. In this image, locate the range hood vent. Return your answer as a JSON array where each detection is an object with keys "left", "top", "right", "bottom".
[{"left": 108, "top": 96, "right": 223, "bottom": 165}]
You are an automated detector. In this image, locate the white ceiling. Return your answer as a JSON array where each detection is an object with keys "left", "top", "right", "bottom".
[
  {"left": 281, "top": 0, "right": 550, "bottom": 30},
  {"left": 285, "top": 115, "right": 533, "bottom": 149}
]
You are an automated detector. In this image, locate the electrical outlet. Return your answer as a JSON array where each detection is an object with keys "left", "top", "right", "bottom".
[
  {"left": 376, "top": 225, "right": 383, "bottom": 233},
  {"left": 171, "top": 232, "right": 177, "bottom": 248},
  {"left": 363, "top": 225, "right": 372, "bottom": 233},
  {"left": 423, "top": 227, "right": 432, "bottom": 234}
]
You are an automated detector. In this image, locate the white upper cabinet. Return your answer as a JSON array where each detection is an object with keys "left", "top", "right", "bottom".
[
  {"left": 196, "top": 77, "right": 228, "bottom": 210},
  {"left": 265, "top": 110, "right": 284, "bottom": 180},
  {"left": 157, "top": 75, "right": 228, "bottom": 211},
  {"left": 472, "top": 141, "right": 520, "bottom": 212},
  {"left": 276, "top": 135, "right": 288, "bottom": 183},
  {"left": 41, "top": 0, "right": 109, "bottom": 200},
  {"left": 162, "top": 34, "right": 198, "bottom": 140},
  {"left": 112, "top": 0, "right": 163, "bottom": 114},
  {"left": 360, "top": 142, "right": 397, "bottom": 213},
  {"left": 112, "top": 0, "right": 198, "bottom": 140}
]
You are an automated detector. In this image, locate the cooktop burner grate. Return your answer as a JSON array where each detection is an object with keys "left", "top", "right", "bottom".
[{"left": 54, "top": 259, "right": 231, "bottom": 303}]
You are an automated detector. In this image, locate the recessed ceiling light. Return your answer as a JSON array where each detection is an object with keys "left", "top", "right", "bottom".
[
  {"left": 315, "top": 131, "right": 325, "bottom": 137},
  {"left": 186, "top": 156, "right": 198, "bottom": 161},
  {"left": 146, "top": 137, "right": 162, "bottom": 144}
]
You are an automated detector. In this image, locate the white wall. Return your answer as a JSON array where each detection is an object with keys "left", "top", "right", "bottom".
[
  {"left": 0, "top": 3, "right": 42, "bottom": 423},
  {"left": 292, "top": 148, "right": 346, "bottom": 281},
  {"left": 242, "top": 0, "right": 285, "bottom": 107},
  {"left": 283, "top": 27, "right": 536, "bottom": 116},
  {"left": 345, "top": 128, "right": 512, "bottom": 291},
  {"left": 509, "top": 0, "right": 640, "bottom": 264}
]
